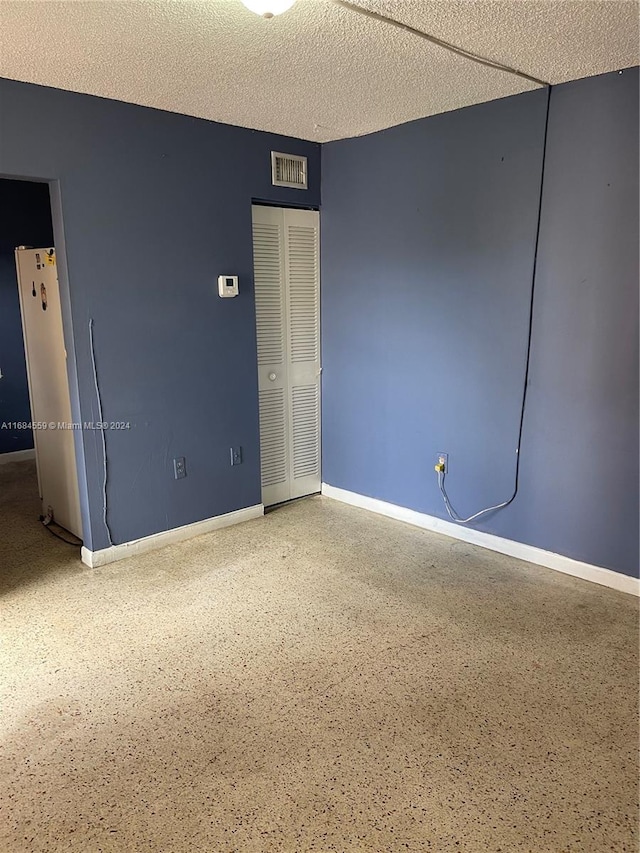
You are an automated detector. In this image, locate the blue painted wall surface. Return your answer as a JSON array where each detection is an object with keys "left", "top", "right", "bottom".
[
  {"left": 0, "top": 79, "right": 320, "bottom": 550},
  {"left": 321, "top": 70, "right": 639, "bottom": 578},
  {"left": 0, "top": 179, "right": 53, "bottom": 454}
]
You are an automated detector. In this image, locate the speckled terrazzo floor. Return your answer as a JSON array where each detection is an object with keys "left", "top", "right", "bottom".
[{"left": 0, "top": 461, "right": 638, "bottom": 853}]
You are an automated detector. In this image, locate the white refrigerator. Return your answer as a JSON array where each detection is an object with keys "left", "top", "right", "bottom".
[{"left": 14, "top": 247, "right": 82, "bottom": 540}]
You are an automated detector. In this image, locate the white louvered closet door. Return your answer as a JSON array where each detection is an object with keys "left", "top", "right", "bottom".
[{"left": 252, "top": 205, "right": 320, "bottom": 507}]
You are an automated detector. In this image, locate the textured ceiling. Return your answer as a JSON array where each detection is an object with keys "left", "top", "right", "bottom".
[{"left": 0, "top": 0, "right": 638, "bottom": 142}]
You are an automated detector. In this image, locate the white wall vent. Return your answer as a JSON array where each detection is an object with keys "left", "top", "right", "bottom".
[{"left": 271, "top": 152, "right": 308, "bottom": 189}]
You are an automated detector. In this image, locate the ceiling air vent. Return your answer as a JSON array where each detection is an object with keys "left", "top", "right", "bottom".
[{"left": 271, "top": 151, "right": 308, "bottom": 190}]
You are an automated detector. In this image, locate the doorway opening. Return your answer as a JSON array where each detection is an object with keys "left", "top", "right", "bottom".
[
  {"left": 251, "top": 204, "right": 321, "bottom": 508},
  {"left": 0, "top": 177, "right": 83, "bottom": 557}
]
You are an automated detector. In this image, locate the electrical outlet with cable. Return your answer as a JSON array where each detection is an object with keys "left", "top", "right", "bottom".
[{"left": 435, "top": 452, "right": 448, "bottom": 474}]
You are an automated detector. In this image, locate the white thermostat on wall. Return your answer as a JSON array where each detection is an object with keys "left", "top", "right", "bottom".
[{"left": 218, "top": 275, "right": 239, "bottom": 298}]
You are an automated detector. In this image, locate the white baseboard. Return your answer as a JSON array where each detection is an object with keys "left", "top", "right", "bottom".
[
  {"left": 0, "top": 448, "right": 36, "bottom": 465},
  {"left": 321, "top": 483, "right": 639, "bottom": 597},
  {"left": 81, "top": 503, "right": 264, "bottom": 568}
]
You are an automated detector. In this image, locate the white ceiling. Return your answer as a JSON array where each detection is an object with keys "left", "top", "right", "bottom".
[{"left": 0, "top": 0, "right": 638, "bottom": 142}]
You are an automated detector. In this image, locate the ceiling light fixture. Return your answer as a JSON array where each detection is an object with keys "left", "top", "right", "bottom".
[{"left": 241, "top": 0, "right": 296, "bottom": 18}]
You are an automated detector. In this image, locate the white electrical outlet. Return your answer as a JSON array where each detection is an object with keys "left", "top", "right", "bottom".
[
  {"left": 218, "top": 275, "right": 239, "bottom": 298},
  {"left": 437, "top": 452, "right": 449, "bottom": 473}
]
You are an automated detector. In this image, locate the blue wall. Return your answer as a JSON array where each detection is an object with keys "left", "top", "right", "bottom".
[
  {"left": 0, "top": 179, "right": 53, "bottom": 454},
  {"left": 0, "top": 79, "right": 320, "bottom": 550},
  {"left": 321, "top": 69, "right": 639, "bottom": 578},
  {"left": 2, "top": 70, "right": 637, "bottom": 576}
]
